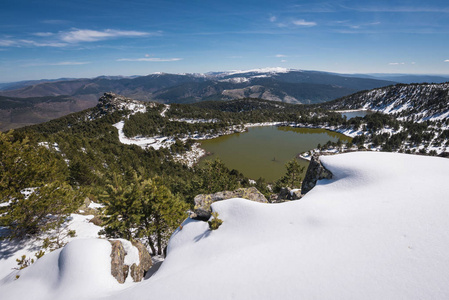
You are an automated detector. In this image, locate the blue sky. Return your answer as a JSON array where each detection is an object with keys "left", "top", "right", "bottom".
[{"left": 1, "top": 0, "right": 449, "bottom": 82}]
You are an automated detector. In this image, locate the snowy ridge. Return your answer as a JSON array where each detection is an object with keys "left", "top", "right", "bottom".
[
  {"left": 226, "top": 67, "right": 292, "bottom": 75},
  {"left": 326, "top": 83, "right": 449, "bottom": 121},
  {"left": 3, "top": 152, "right": 449, "bottom": 299}
]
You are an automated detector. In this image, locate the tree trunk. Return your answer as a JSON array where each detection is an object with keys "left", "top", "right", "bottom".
[
  {"left": 147, "top": 236, "right": 157, "bottom": 255},
  {"left": 156, "top": 216, "right": 162, "bottom": 255}
]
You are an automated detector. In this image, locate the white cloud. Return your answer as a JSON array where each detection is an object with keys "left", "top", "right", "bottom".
[
  {"left": 60, "top": 29, "right": 151, "bottom": 43},
  {"left": 50, "top": 61, "right": 90, "bottom": 66},
  {"left": 0, "top": 39, "right": 66, "bottom": 47},
  {"left": 0, "top": 28, "right": 154, "bottom": 48},
  {"left": 34, "top": 32, "right": 54, "bottom": 37},
  {"left": 275, "top": 54, "right": 286, "bottom": 58},
  {"left": 23, "top": 61, "right": 91, "bottom": 67},
  {"left": 444, "top": 60, "right": 449, "bottom": 62},
  {"left": 117, "top": 57, "right": 182, "bottom": 62},
  {"left": 280, "top": 59, "right": 287, "bottom": 63},
  {"left": 41, "top": 19, "right": 68, "bottom": 24},
  {"left": 0, "top": 39, "right": 16, "bottom": 47},
  {"left": 388, "top": 62, "right": 405, "bottom": 65},
  {"left": 292, "top": 19, "right": 317, "bottom": 27},
  {"left": 19, "top": 39, "right": 67, "bottom": 47},
  {"left": 276, "top": 23, "right": 289, "bottom": 28},
  {"left": 269, "top": 16, "right": 277, "bottom": 22}
]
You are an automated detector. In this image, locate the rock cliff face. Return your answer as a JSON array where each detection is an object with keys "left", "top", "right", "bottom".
[
  {"left": 301, "top": 155, "right": 333, "bottom": 195},
  {"left": 191, "top": 187, "right": 268, "bottom": 221}
]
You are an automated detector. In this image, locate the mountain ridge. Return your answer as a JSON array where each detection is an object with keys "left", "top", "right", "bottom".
[
  {"left": 0, "top": 69, "right": 395, "bottom": 105},
  {"left": 321, "top": 82, "right": 449, "bottom": 121}
]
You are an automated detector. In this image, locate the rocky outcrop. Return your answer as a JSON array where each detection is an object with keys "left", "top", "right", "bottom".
[
  {"left": 191, "top": 187, "right": 268, "bottom": 221},
  {"left": 130, "top": 240, "right": 153, "bottom": 282},
  {"left": 301, "top": 154, "right": 333, "bottom": 195},
  {"left": 277, "top": 187, "right": 302, "bottom": 201},
  {"left": 109, "top": 240, "right": 152, "bottom": 283},
  {"left": 110, "top": 240, "right": 129, "bottom": 284},
  {"left": 97, "top": 92, "right": 152, "bottom": 115}
]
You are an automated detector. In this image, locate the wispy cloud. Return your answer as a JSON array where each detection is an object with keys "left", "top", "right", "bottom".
[
  {"left": 0, "top": 39, "right": 16, "bottom": 47},
  {"left": 50, "top": 61, "right": 90, "bottom": 66},
  {"left": 275, "top": 54, "right": 286, "bottom": 57},
  {"left": 41, "top": 19, "right": 69, "bottom": 25},
  {"left": 344, "top": 5, "right": 449, "bottom": 13},
  {"left": 389, "top": 62, "right": 405, "bottom": 65},
  {"left": 269, "top": 16, "right": 277, "bottom": 22},
  {"left": 33, "top": 32, "right": 54, "bottom": 37},
  {"left": 292, "top": 3, "right": 338, "bottom": 13},
  {"left": 0, "top": 28, "right": 156, "bottom": 48},
  {"left": 117, "top": 57, "right": 182, "bottom": 62},
  {"left": 445, "top": 60, "right": 449, "bottom": 62},
  {"left": 60, "top": 29, "right": 152, "bottom": 43},
  {"left": 280, "top": 59, "right": 287, "bottom": 63},
  {"left": 23, "top": 61, "right": 91, "bottom": 67},
  {"left": 0, "top": 39, "right": 66, "bottom": 47},
  {"left": 292, "top": 19, "right": 317, "bottom": 27},
  {"left": 20, "top": 40, "right": 67, "bottom": 47}
]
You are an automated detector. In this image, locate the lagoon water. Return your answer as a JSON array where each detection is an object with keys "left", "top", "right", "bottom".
[
  {"left": 200, "top": 126, "right": 351, "bottom": 182},
  {"left": 340, "top": 110, "right": 370, "bottom": 119}
]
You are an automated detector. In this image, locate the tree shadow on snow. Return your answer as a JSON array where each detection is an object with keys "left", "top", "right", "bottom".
[
  {"left": 0, "top": 228, "right": 42, "bottom": 260},
  {"left": 193, "top": 229, "right": 211, "bottom": 242},
  {"left": 144, "top": 261, "right": 163, "bottom": 280}
]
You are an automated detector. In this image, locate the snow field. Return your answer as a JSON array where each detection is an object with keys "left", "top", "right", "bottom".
[
  {"left": 4, "top": 146, "right": 448, "bottom": 299},
  {"left": 112, "top": 152, "right": 449, "bottom": 299}
]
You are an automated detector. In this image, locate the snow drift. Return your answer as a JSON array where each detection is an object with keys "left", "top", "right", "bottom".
[{"left": 1, "top": 152, "right": 449, "bottom": 299}]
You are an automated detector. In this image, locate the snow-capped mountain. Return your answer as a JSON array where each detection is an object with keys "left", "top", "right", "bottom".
[
  {"left": 0, "top": 69, "right": 394, "bottom": 105},
  {"left": 323, "top": 82, "right": 449, "bottom": 121}
]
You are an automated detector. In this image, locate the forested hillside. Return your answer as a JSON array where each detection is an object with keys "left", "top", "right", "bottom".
[{"left": 322, "top": 82, "right": 449, "bottom": 121}]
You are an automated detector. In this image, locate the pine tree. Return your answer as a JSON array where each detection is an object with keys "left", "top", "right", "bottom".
[
  {"left": 0, "top": 131, "right": 82, "bottom": 239},
  {"left": 102, "top": 173, "right": 188, "bottom": 255},
  {"left": 274, "top": 159, "right": 305, "bottom": 192}
]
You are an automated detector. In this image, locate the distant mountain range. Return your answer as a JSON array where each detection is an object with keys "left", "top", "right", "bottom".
[
  {"left": 1, "top": 68, "right": 448, "bottom": 131},
  {"left": 346, "top": 73, "right": 449, "bottom": 84},
  {"left": 0, "top": 68, "right": 395, "bottom": 105}
]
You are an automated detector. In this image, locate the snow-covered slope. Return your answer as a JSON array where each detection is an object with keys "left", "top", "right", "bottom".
[
  {"left": 2, "top": 152, "right": 449, "bottom": 299},
  {"left": 325, "top": 83, "right": 449, "bottom": 121}
]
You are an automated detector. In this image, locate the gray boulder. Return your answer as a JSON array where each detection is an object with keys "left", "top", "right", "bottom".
[
  {"left": 109, "top": 239, "right": 153, "bottom": 283},
  {"left": 130, "top": 240, "right": 153, "bottom": 282},
  {"left": 109, "top": 240, "right": 129, "bottom": 284},
  {"left": 277, "top": 187, "right": 302, "bottom": 201},
  {"left": 301, "top": 154, "right": 333, "bottom": 195},
  {"left": 191, "top": 187, "right": 268, "bottom": 221}
]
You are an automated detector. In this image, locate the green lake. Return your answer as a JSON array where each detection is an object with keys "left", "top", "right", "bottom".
[{"left": 199, "top": 126, "right": 351, "bottom": 182}]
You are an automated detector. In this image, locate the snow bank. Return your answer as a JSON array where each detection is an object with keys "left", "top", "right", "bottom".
[
  {"left": 2, "top": 152, "right": 449, "bottom": 299},
  {"left": 114, "top": 152, "right": 449, "bottom": 300},
  {"left": 0, "top": 239, "right": 128, "bottom": 300},
  {"left": 0, "top": 214, "right": 101, "bottom": 280}
]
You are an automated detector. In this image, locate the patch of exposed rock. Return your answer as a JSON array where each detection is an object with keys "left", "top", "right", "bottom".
[
  {"left": 277, "top": 187, "right": 302, "bottom": 201},
  {"left": 301, "top": 154, "right": 333, "bottom": 195},
  {"left": 130, "top": 240, "right": 153, "bottom": 282},
  {"left": 109, "top": 240, "right": 152, "bottom": 283},
  {"left": 110, "top": 240, "right": 129, "bottom": 284},
  {"left": 96, "top": 92, "right": 151, "bottom": 115},
  {"left": 191, "top": 187, "right": 268, "bottom": 221}
]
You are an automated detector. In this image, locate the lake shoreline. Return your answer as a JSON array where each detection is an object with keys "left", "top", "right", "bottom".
[{"left": 114, "top": 119, "right": 360, "bottom": 175}]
